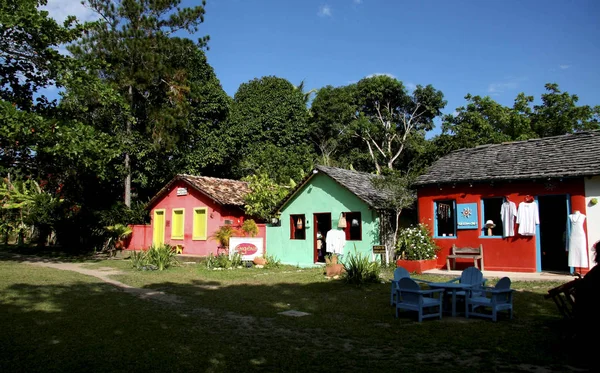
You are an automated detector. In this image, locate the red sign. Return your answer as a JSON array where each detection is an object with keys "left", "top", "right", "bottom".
[{"left": 234, "top": 242, "right": 258, "bottom": 256}]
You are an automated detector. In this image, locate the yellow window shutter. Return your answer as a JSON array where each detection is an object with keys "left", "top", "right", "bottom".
[
  {"left": 171, "top": 209, "right": 184, "bottom": 239},
  {"left": 193, "top": 208, "right": 208, "bottom": 240}
]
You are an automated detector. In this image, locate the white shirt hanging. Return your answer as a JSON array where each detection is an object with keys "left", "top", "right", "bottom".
[
  {"left": 500, "top": 201, "right": 517, "bottom": 237},
  {"left": 567, "top": 212, "right": 588, "bottom": 268},
  {"left": 517, "top": 201, "right": 539, "bottom": 236},
  {"left": 326, "top": 229, "right": 346, "bottom": 254}
]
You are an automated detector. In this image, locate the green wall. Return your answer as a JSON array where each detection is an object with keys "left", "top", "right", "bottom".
[{"left": 266, "top": 173, "right": 380, "bottom": 267}]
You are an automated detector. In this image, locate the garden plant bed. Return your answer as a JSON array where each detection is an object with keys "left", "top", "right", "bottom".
[{"left": 0, "top": 249, "right": 592, "bottom": 372}]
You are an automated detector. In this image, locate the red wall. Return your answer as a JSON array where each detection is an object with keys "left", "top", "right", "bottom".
[
  {"left": 417, "top": 179, "right": 588, "bottom": 273},
  {"left": 126, "top": 180, "right": 266, "bottom": 256}
]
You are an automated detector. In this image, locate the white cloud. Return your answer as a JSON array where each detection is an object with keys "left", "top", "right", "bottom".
[
  {"left": 318, "top": 5, "right": 332, "bottom": 17},
  {"left": 405, "top": 82, "right": 417, "bottom": 91},
  {"left": 354, "top": 0, "right": 363, "bottom": 4},
  {"left": 40, "top": 0, "right": 98, "bottom": 24},
  {"left": 487, "top": 81, "right": 518, "bottom": 94},
  {"left": 559, "top": 64, "right": 570, "bottom": 70},
  {"left": 366, "top": 73, "right": 396, "bottom": 79}
]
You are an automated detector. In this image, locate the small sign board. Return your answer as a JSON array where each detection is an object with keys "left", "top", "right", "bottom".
[
  {"left": 229, "top": 237, "right": 263, "bottom": 261},
  {"left": 372, "top": 245, "right": 386, "bottom": 254},
  {"left": 456, "top": 203, "right": 478, "bottom": 230},
  {"left": 176, "top": 187, "right": 188, "bottom": 196}
]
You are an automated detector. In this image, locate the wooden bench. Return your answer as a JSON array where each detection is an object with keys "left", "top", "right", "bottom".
[{"left": 446, "top": 244, "right": 484, "bottom": 270}]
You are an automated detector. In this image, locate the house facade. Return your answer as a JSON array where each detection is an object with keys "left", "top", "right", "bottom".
[
  {"left": 127, "top": 174, "right": 266, "bottom": 256},
  {"left": 415, "top": 131, "right": 600, "bottom": 274},
  {"left": 266, "top": 165, "right": 393, "bottom": 267}
]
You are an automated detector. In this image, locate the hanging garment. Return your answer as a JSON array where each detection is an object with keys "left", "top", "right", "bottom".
[
  {"left": 516, "top": 201, "right": 539, "bottom": 236},
  {"left": 567, "top": 212, "right": 588, "bottom": 268},
  {"left": 500, "top": 201, "right": 517, "bottom": 237},
  {"left": 326, "top": 229, "right": 346, "bottom": 254}
]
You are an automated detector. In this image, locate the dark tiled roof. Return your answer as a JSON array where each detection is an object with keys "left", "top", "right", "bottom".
[
  {"left": 415, "top": 131, "right": 600, "bottom": 186},
  {"left": 148, "top": 174, "right": 250, "bottom": 208},
  {"left": 276, "top": 165, "right": 393, "bottom": 212}
]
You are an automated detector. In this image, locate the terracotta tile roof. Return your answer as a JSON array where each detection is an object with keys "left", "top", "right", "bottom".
[
  {"left": 148, "top": 174, "right": 250, "bottom": 208},
  {"left": 415, "top": 130, "right": 600, "bottom": 186},
  {"left": 275, "top": 165, "right": 393, "bottom": 212}
]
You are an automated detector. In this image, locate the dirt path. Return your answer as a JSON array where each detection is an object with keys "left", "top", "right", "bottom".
[{"left": 23, "top": 259, "right": 183, "bottom": 304}]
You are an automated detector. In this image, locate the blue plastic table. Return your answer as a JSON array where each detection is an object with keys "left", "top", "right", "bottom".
[{"left": 428, "top": 282, "right": 473, "bottom": 317}]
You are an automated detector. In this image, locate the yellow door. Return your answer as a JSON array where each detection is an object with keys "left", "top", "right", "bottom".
[{"left": 153, "top": 209, "right": 165, "bottom": 245}]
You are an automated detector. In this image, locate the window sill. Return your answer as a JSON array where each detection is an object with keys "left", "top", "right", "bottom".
[
  {"left": 434, "top": 236, "right": 457, "bottom": 239},
  {"left": 479, "top": 236, "right": 504, "bottom": 239},
  {"left": 171, "top": 237, "right": 184, "bottom": 240},
  {"left": 192, "top": 238, "right": 207, "bottom": 241}
]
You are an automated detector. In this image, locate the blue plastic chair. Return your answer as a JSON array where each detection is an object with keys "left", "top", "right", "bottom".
[
  {"left": 466, "top": 277, "right": 514, "bottom": 322},
  {"left": 390, "top": 267, "right": 411, "bottom": 305},
  {"left": 448, "top": 266, "right": 487, "bottom": 297},
  {"left": 395, "top": 278, "right": 444, "bottom": 322}
]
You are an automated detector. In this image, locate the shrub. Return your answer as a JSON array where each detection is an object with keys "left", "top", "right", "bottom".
[
  {"left": 342, "top": 249, "right": 381, "bottom": 285},
  {"left": 395, "top": 223, "right": 440, "bottom": 260},
  {"left": 129, "top": 250, "right": 147, "bottom": 270},
  {"left": 264, "top": 254, "right": 281, "bottom": 269},
  {"left": 206, "top": 253, "right": 239, "bottom": 269},
  {"left": 130, "top": 244, "right": 179, "bottom": 271}
]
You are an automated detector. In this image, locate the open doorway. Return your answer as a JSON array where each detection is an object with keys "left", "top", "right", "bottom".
[
  {"left": 538, "top": 195, "right": 569, "bottom": 272},
  {"left": 313, "top": 213, "right": 331, "bottom": 263}
]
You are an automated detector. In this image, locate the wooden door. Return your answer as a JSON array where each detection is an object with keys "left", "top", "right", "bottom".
[{"left": 153, "top": 209, "right": 165, "bottom": 245}]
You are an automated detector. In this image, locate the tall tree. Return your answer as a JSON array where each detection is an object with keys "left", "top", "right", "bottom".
[
  {"left": 0, "top": 0, "right": 88, "bottom": 174},
  {"left": 70, "top": 0, "right": 210, "bottom": 206},
  {"left": 308, "top": 85, "right": 356, "bottom": 166},
  {"left": 0, "top": 0, "right": 83, "bottom": 111},
  {"left": 351, "top": 76, "right": 446, "bottom": 173},
  {"left": 531, "top": 83, "right": 600, "bottom": 137},
  {"left": 228, "top": 76, "right": 315, "bottom": 183},
  {"left": 438, "top": 83, "right": 600, "bottom": 157}
]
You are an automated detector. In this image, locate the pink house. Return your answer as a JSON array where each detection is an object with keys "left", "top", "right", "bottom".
[{"left": 126, "top": 174, "right": 266, "bottom": 256}]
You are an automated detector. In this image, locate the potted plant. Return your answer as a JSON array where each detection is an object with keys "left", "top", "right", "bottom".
[
  {"left": 241, "top": 219, "right": 259, "bottom": 237},
  {"left": 325, "top": 253, "right": 344, "bottom": 277},
  {"left": 395, "top": 223, "right": 440, "bottom": 274},
  {"left": 104, "top": 223, "right": 133, "bottom": 256},
  {"left": 211, "top": 225, "right": 236, "bottom": 255}
]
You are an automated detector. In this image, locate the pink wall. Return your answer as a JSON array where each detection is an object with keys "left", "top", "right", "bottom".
[
  {"left": 417, "top": 178, "right": 589, "bottom": 273},
  {"left": 126, "top": 180, "right": 267, "bottom": 256},
  {"left": 127, "top": 224, "right": 152, "bottom": 250}
]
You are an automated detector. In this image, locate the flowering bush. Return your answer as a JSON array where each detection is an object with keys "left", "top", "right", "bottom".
[{"left": 395, "top": 224, "right": 440, "bottom": 260}]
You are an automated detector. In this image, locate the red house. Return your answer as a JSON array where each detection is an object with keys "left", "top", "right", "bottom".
[
  {"left": 127, "top": 174, "right": 266, "bottom": 256},
  {"left": 415, "top": 131, "right": 600, "bottom": 275}
]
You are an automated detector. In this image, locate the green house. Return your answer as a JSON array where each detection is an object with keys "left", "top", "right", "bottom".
[{"left": 266, "top": 165, "right": 393, "bottom": 267}]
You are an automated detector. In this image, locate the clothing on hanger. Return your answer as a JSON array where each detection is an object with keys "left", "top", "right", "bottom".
[
  {"left": 517, "top": 200, "right": 539, "bottom": 236},
  {"left": 500, "top": 200, "right": 517, "bottom": 237},
  {"left": 326, "top": 228, "right": 346, "bottom": 254}
]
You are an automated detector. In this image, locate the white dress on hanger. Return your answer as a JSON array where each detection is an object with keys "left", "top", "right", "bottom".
[
  {"left": 567, "top": 212, "right": 588, "bottom": 268},
  {"left": 500, "top": 201, "right": 517, "bottom": 237}
]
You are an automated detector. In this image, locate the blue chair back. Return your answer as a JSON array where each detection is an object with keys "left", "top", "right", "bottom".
[
  {"left": 460, "top": 267, "right": 484, "bottom": 286},
  {"left": 398, "top": 277, "right": 420, "bottom": 304},
  {"left": 393, "top": 267, "right": 410, "bottom": 282},
  {"left": 494, "top": 277, "right": 512, "bottom": 303}
]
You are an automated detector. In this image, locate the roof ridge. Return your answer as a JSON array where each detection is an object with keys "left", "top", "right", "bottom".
[{"left": 178, "top": 174, "right": 248, "bottom": 184}]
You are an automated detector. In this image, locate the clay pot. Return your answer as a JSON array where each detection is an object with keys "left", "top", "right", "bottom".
[
  {"left": 325, "top": 263, "right": 345, "bottom": 277},
  {"left": 253, "top": 257, "right": 267, "bottom": 266}
]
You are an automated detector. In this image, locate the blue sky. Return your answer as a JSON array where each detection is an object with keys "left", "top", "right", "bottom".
[{"left": 44, "top": 0, "right": 600, "bottom": 135}]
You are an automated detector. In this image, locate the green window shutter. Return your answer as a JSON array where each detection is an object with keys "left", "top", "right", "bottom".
[
  {"left": 172, "top": 209, "right": 184, "bottom": 239},
  {"left": 193, "top": 208, "right": 208, "bottom": 240}
]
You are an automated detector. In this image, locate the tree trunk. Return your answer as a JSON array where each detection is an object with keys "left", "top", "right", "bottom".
[{"left": 124, "top": 85, "right": 133, "bottom": 207}]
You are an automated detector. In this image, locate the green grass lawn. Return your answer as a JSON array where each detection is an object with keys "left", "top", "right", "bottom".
[{"left": 0, "top": 252, "right": 589, "bottom": 372}]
